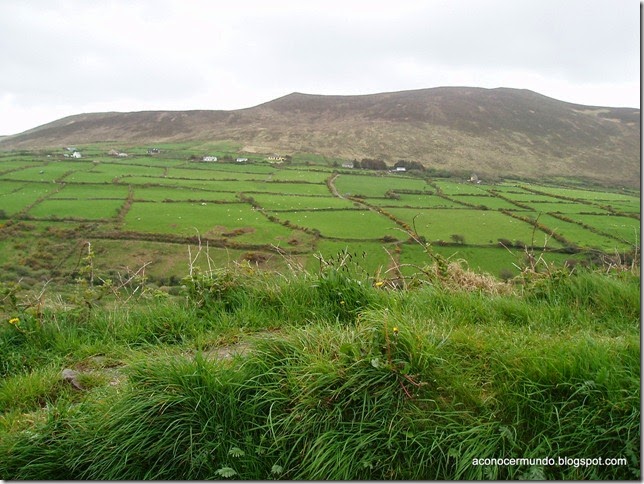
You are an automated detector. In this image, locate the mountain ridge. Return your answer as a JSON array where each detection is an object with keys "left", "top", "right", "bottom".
[{"left": 1, "top": 86, "right": 639, "bottom": 187}]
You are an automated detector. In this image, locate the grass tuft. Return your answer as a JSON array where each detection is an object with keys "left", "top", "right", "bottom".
[{"left": 0, "top": 262, "right": 639, "bottom": 479}]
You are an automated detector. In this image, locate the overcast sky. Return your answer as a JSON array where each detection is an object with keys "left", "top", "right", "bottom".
[{"left": 0, "top": 0, "right": 640, "bottom": 135}]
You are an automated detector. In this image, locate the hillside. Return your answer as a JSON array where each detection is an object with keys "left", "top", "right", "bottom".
[
  {"left": 0, "top": 87, "right": 640, "bottom": 187},
  {"left": 0, "top": 262, "right": 640, "bottom": 479}
]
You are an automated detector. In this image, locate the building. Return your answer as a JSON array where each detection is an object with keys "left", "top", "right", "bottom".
[
  {"left": 202, "top": 156, "right": 218, "bottom": 162},
  {"left": 71, "top": 151, "right": 82, "bottom": 158},
  {"left": 236, "top": 157, "right": 248, "bottom": 162}
]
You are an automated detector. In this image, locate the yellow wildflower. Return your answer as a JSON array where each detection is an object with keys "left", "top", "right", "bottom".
[
  {"left": 392, "top": 326, "right": 399, "bottom": 336},
  {"left": 375, "top": 281, "right": 384, "bottom": 287},
  {"left": 9, "top": 317, "right": 19, "bottom": 325}
]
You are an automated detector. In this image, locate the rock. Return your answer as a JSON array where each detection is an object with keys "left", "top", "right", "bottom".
[{"left": 61, "top": 368, "right": 84, "bottom": 390}]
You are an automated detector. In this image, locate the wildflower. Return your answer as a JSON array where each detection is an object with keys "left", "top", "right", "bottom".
[
  {"left": 340, "top": 300, "right": 345, "bottom": 305},
  {"left": 375, "top": 281, "right": 384, "bottom": 287},
  {"left": 8, "top": 317, "right": 19, "bottom": 325},
  {"left": 392, "top": 326, "right": 399, "bottom": 336}
]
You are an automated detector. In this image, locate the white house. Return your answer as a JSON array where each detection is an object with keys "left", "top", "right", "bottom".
[
  {"left": 342, "top": 162, "right": 354, "bottom": 169},
  {"left": 236, "top": 157, "right": 248, "bottom": 162},
  {"left": 71, "top": 151, "right": 82, "bottom": 158},
  {"left": 202, "top": 156, "right": 218, "bottom": 162}
]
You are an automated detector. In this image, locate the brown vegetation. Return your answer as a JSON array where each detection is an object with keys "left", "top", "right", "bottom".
[{"left": 0, "top": 87, "right": 639, "bottom": 187}]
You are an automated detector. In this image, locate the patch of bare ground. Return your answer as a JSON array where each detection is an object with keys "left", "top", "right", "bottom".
[{"left": 202, "top": 341, "right": 253, "bottom": 360}]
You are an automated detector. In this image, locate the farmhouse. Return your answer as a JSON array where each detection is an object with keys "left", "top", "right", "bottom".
[
  {"left": 236, "top": 157, "right": 249, "bottom": 162},
  {"left": 147, "top": 148, "right": 160, "bottom": 155},
  {"left": 71, "top": 151, "right": 82, "bottom": 158},
  {"left": 342, "top": 162, "right": 354, "bottom": 168},
  {"left": 267, "top": 155, "right": 285, "bottom": 161},
  {"left": 202, "top": 156, "right": 218, "bottom": 162}
]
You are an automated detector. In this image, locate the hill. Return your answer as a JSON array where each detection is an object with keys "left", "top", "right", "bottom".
[{"left": 0, "top": 87, "right": 639, "bottom": 187}]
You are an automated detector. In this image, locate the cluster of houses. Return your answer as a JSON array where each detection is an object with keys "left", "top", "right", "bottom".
[
  {"left": 200, "top": 156, "right": 249, "bottom": 163},
  {"left": 55, "top": 145, "right": 481, "bottom": 186},
  {"left": 341, "top": 161, "right": 406, "bottom": 172},
  {"left": 63, "top": 147, "right": 82, "bottom": 158},
  {"left": 108, "top": 149, "right": 128, "bottom": 157}
]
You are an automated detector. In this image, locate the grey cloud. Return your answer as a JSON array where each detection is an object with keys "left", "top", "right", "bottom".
[{"left": 0, "top": 0, "right": 639, "bottom": 134}]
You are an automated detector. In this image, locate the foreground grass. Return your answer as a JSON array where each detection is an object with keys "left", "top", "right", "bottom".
[{"left": 0, "top": 260, "right": 640, "bottom": 480}]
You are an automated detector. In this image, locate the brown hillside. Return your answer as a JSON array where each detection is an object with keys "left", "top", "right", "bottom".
[{"left": 1, "top": 87, "right": 639, "bottom": 187}]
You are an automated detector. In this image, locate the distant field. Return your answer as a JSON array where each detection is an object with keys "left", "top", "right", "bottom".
[
  {"left": 3, "top": 162, "right": 90, "bottom": 182},
  {"left": 334, "top": 173, "right": 431, "bottom": 198},
  {"left": 446, "top": 194, "right": 524, "bottom": 210},
  {"left": 54, "top": 184, "right": 130, "bottom": 199},
  {"left": 251, "top": 193, "right": 357, "bottom": 211},
  {"left": 370, "top": 194, "right": 464, "bottom": 209},
  {"left": 387, "top": 207, "right": 564, "bottom": 247},
  {"left": 271, "top": 208, "right": 401, "bottom": 239},
  {"left": 29, "top": 198, "right": 125, "bottom": 220},
  {"left": 0, "top": 147, "right": 639, "bottom": 285},
  {"left": 133, "top": 186, "right": 240, "bottom": 202},
  {"left": 165, "top": 167, "right": 268, "bottom": 181},
  {"left": 0, "top": 182, "right": 57, "bottom": 215},
  {"left": 524, "top": 202, "right": 611, "bottom": 214}
]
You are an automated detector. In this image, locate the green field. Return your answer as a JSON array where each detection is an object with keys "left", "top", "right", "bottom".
[
  {"left": 0, "top": 182, "right": 58, "bottom": 216},
  {"left": 54, "top": 184, "right": 130, "bottom": 200},
  {"left": 29, "top": 199, "right": 125, "bottom": 220},
  {"left": 370, "top": 194, "right": 464, "bottom": 209},
  {"left": 251, "top": 193, "right": 357, "bottom": 211},
  {"left": 334, "top": 173, "right": 431, "bottom": 198},
  {"left": 133, "top": 186, "right": 240, "bottom": 202},
  {"left": 447, "top": 194, "right": 527, "bottom": 210},
  {"left": 0, "top": 146, "right": 639, "bottom": 286}
]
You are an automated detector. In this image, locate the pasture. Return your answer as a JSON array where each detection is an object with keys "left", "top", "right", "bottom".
[{"left": 0, "top": 146, "right": 639, "bottom": 287}]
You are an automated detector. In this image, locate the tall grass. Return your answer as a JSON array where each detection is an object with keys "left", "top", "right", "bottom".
[{"left": 0, "top": 261, "right": 639, "bottom": 479}]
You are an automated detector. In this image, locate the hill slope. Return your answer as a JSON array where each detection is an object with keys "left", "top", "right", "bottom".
[{"left": 0, "top": 87, "right": 639, "bottom": 186}]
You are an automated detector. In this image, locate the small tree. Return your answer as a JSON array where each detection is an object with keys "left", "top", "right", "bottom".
[
  {"left": 384, "top": 189, "right": 400, "bottom": 200},
  {"left": 499, "top": 268, "right": 514, "bottom": 282},
  {"left": 450, "top": 234, "right": 466, "bottom": 245}
]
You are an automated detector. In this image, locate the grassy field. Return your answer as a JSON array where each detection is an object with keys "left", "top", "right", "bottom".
[
  {"left": 0, "top": 145, "right": 639, "bottom": 289},
  {"left": 0, "top": 259, "right": 639, "bottom": 479}
]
